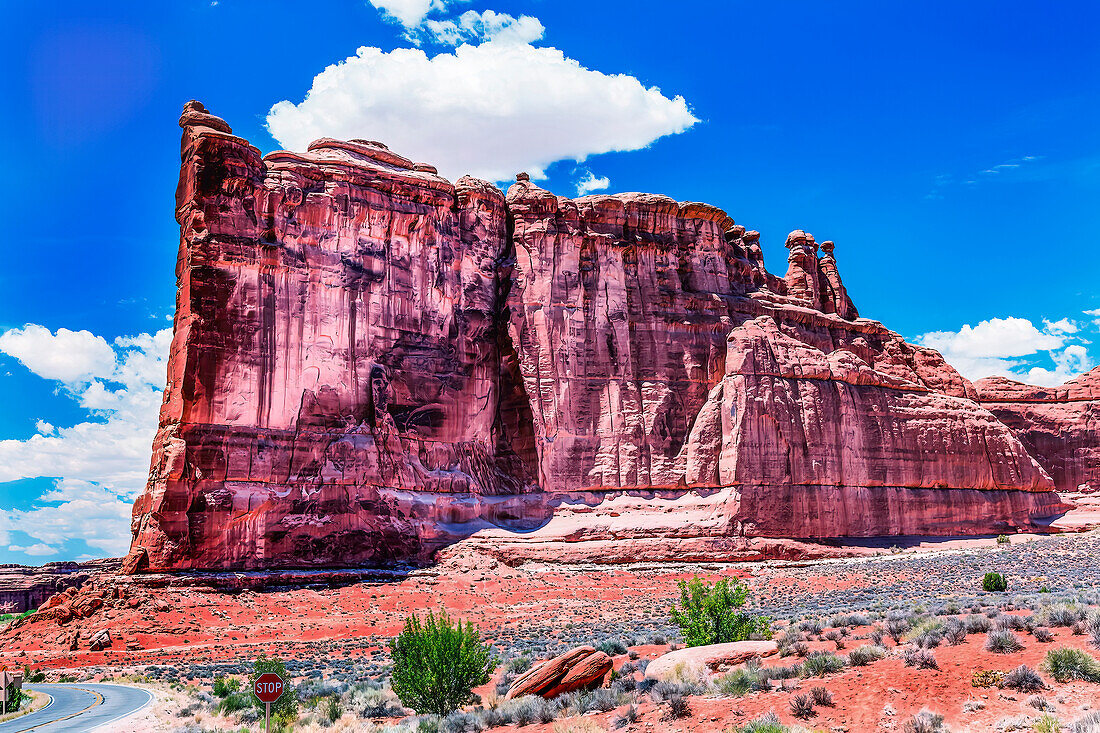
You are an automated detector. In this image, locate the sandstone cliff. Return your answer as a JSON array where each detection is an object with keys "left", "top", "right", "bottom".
[
  {"left": 976, "top": 368, "right": 1100, "bottom": 494},
  {"left": 125, "top": 103, "right": 1073, "bottom": 571}
]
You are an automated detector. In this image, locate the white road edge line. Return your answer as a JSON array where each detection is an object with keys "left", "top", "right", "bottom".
[{"left": 88, "top": 686, "right": 155, "bottom": 732}]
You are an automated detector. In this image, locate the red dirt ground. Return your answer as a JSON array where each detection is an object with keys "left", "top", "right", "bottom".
[{"left": 2, "top": 534, "right": 1100, "bottom": 731}]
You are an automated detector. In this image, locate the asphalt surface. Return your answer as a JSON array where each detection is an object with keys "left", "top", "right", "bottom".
[{"left": 0, "top": 683, "right": 152, "bottom": 733}]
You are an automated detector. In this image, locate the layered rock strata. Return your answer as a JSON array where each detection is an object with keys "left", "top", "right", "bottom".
[
  {"left": 125, "top": 102, "right": 1075, "bottom": 571},
  {"left": 976, "top": 368, "right": 1100, "bottom": 494}
]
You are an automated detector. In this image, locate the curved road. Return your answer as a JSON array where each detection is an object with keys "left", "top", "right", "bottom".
[{"left": 0, "top": 683, "right": 152, "bottom": 733}]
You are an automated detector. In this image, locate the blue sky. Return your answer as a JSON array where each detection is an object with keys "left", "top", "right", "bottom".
[{"left": 1, "top": 0, "right": 1098, "bottom": 565}]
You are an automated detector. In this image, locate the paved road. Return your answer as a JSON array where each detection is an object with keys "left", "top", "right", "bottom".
[{"left": 0, "top": 683, "right": 152, "bottom": 733}]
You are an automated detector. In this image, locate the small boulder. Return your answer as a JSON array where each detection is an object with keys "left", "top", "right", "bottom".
[
  {"left": 506, "top": 646, "right": 596, "bottom": 699},
  {"left": 89, "top": 629, "right": 112, "bottom": 651},
  {"left": 543, "top": 651, "right": 613, "bottom": 698}
]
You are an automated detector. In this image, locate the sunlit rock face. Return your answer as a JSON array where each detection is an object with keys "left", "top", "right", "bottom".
[
  {"left": 976, "top": 369, "right": 1100, "bottom": 494},
  {"left": 125, "top": 102, "right": 1073, "bottom": 572}
]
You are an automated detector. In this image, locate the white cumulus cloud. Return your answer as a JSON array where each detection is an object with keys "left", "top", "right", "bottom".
[
  {"left": 0, "top": 326, "right": 171, "bottom": 560},
  {"left": 916, "top": 316, "right": 1094, "bottom": 385},
  {"left": 266, "top": 40, "right": 698, "bottom": 182},
  {"left": 1024, "top": 344, "right": 1094, "bottom": 387},
  {"left": 0, "top": 325, "right": 116, "bottom": 384},
  {"left": 7, "top": 543, "right": 58, "bottom": 557},
  {"left": 367, "top": 0, "right": 454, "bottom": 28},
  {"left": 420, "top": 10, "right": 544, "bottom": 46},
  {"left": 576, "top": 169, "right": 611, "bottom": 195}
]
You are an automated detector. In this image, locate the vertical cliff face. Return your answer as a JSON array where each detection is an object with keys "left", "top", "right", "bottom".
[
  {"left": 125, "top": 103, "right": 1075, "bottom": 571},
  {"left": 976, "top": 369, "right": 1100, "bottom": 494},
  {"left": 128, "top": 102, "right": 541, "bottom": 571}
]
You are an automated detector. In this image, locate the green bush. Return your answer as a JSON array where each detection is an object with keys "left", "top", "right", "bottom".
[
  {"left": 670, "top": 576, "right": 772, "bottom": 647},
  {"left": 800, "top": 651, "right": 846, "bottom": 678},
  {"left": 1041, "top": 647, "right": 1100, "bottom": 682},
  {"left": 250, "top": 655, "right": 298, "bottom": 722},
  {"left": 22, "top": 666, "right": 46, "bottom": 684},
  {"left": 847, "top": 645, "right": 887, "bottom": 666},
  {"left": 3, "top": 687, "right": 31, "bottom": 714},
  {"left": 218, "top": 691, "right": 253, "bottom": 714},
  {"left": 213, "top": 676, "right": 241, "bottom": 698},
  {"left": 996, "top": 534, "right": 1010, "bottom": 545},
  {"left": 389, "top": 610, "right": 495, "bottom": 716},
  {"left": 983, "top": 572, "right": 1008, "bottom": 592}
]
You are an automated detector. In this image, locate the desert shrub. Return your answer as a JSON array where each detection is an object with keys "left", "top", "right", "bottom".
[
  {"left": 218, "top": 691, "right": 253, "bottom": 714},
  {"left": 998, "top": 614, "right": 1028, "bottom": 631},
  {"left": 21, "top": 666, "right": 45, "bottom": 684},
  {"left": 997, "top": 534, "right": 1010, "bottom": 545},
  {"left": 984, "top": 572, "right": 1009, "bottom": 592},
  {"left": 502, "top": 696, "right": 539, "bottom": 727},
  {"left": 791, "top": 641, "right": 810, "bottom": 657},
  {"left": 663, "top": 692, "right": 690, "bottom": 719},
  {"left": 649, "top": 679, "right": 700, "bottom": 703},
  {"left": 904, "top": 708, "right": 948, "bottom": 733},
  {"left": 972, "top": 669, "right": 1005, "bottom": 687},
  {"left": 830, "top": 613, "right": 869, "bottom": 628},
  {"left": 507, "top": 656, "right": 533, "bottom": 674},
  {"left": 610, "top": 704, "right": 637, "bottom": 729},
  {"left": 1043, "top": 605, "right": 1083, "bottom": 628},
  {"left": 595, "top": 639, "right": 628, "bottom": 656},
  {"left": 323, "top": 695, "right": 342, "bottom": 724},
  {"left": 250, "top": 655, "right": 298, "bottom": 721},
  {"left": 798, "top": 618, "right": 824, "bottom": 635},
  {"left": 441, "top": 710, "right": 483, "bottom": 733},
  {"left": 869, "top": 626, "right": 885, "bottom": 646},
  {"left": 1087, "top": 613, "right": 1100, "bottom": 649},
  {"left": 670, "top": 576, "right": 772, "bottom": 647},
  {"left": 1034, "top": 627, "right": 1056, "bottom": 643},
  {"left": 904, "top": 648, "right": 939, "bottom": 670},
  {"left": 986, "top": 629, "right": 1024, "bottom": 653},
  {"left": 810, "top": 686, "right": 834, "bottom": 706},
  {"left": 848, "top": 645, "right": 886, "bottom": 666},
  {"left": 886, "top": 617, "right": 911, "bottom": 643},
  {"left": 965, "top": 614, "right": 992, "bottom": 633},
  {"left": 587, "top": 688, "right": 622, "bottom": 713},
  {"left": 789, "top": 692, "right": 815, "bottom": 718},
  {"left": 944, "top": 620, "right": 967, "bottom": 646},
  {"left": 716, "top": 666, "right": 759, "bottom": 696},
  {"left": 213, "top": 676, "right": 240, "bottom": 698},
  {"left": 1001, "top": 664, "right": 1046, "bottom": 692},
  {"left": 1028, "top": 695, "right": 1056, "bottom": 712},
  {"left": 1042, "top": 647, "right": 1100, "bottom": 682},
  {"left": 907, "top": 619, "right": 945, "bottom": 649},
  {"left": 736, "top": 712, "right": 789, "bottom": 733},
  {"left": 824, "top": 629, "right": 844, "bottom": 649},
  {"left": 1072, "top": 711, "right": 1100, "bottom": 733},
  {"left": 350, "top": 684, "right": 405, "bottom": 718},
  {"left": 801, "top": 651, "right": 846, "bottom": 677},
  {"left": 1032, "top": 715, "right": 1063, "bottom": 733},
  {"left": 754, "top": 663, "right": 801, "bottom": 691},
  {"left": 389, "top": 611, "right": 495, "bottom": 716}
]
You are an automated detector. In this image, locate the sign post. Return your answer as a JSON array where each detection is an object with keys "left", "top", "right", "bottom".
[{"left": 253, "top": 672, "right": 284, "bottom": 733}]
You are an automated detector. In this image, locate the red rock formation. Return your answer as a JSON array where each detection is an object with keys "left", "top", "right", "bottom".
[
  {"left": 0, "top": 560, "right": 117, "bottom": 614},
  {"left": 505, "top": 646, "right": 612, "bottom": 699},
  {"left": 128, "top": 102, "right": 541, "bottom": 571},
  {"left": 125, "top": 103, "right": 1075, "bottom": 571},
  {"left": 975, "top": 368, "right": 1100, "bottom": 494}
]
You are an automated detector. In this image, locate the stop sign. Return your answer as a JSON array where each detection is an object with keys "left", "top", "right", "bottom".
[{"left": 253, "top": 672, "right": 285, "bottom": 704}]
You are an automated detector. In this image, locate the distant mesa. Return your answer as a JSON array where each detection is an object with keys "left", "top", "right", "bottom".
[{"left": 122, "top": 101, "right": 1092, "bottom": 573}]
